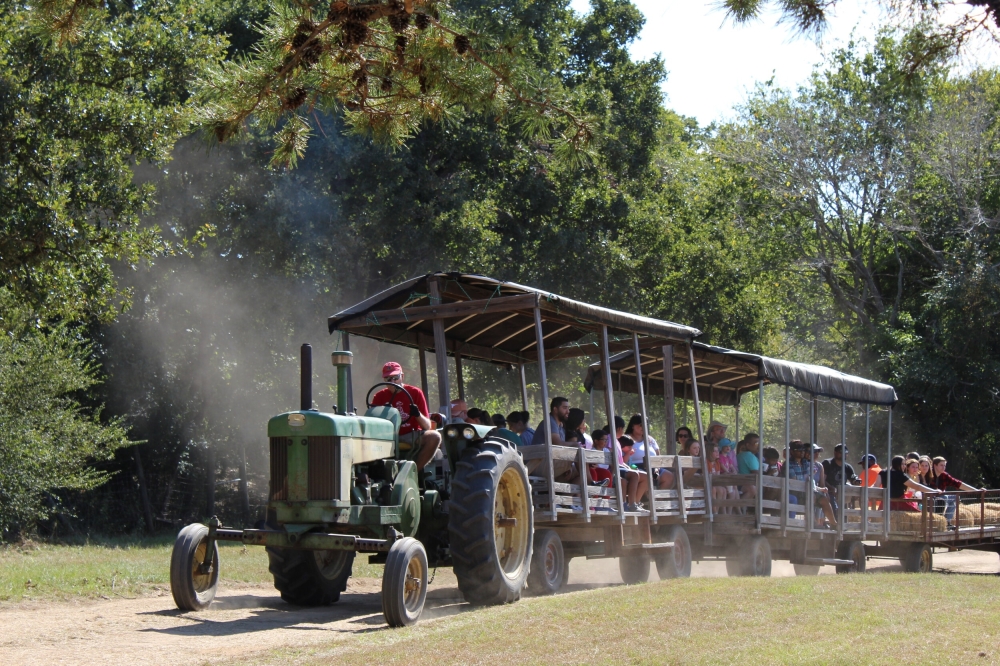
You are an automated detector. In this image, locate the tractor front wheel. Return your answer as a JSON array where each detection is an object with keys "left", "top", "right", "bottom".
[
  {"left": 266, "top": 545, "right": 354, "bottom": 606},
  {"left": 382, "top": 537, "right": 428, "bottom": 627},
  {"left": 170, "top": 523, "right": 220, "bottom": 611},
  {"left": 449, "top": 437, "right": 533, "bottom": 605}
]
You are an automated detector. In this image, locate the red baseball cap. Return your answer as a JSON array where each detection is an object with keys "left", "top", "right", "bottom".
[{"left": 382, "top": 361, "right": 402, "bottom": 379}]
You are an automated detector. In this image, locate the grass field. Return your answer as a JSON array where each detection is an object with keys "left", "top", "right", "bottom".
[
  {"left": 0, "top": 535, "right": 382, "bottom": 602},
  {"left": 241, "top": 573, "right": 1000, "bottom": 665}
]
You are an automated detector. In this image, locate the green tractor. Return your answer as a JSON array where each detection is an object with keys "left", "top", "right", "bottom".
[{"left": 169, "top": 344, "right": 533, "bottom": 626}]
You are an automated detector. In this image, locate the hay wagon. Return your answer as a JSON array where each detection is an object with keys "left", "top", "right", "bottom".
[{"left": 586, "top": 343, "right": 1000, "bottom": 575}]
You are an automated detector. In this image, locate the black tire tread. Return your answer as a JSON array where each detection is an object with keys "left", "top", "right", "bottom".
[
  {"left": 170, "top": 523, "right": 219, "bottom": 611},
  {"left": 266, "top": 545, "right": 354, "bottom": 606},
  {"left": 449, "top": 438, "right": 533, "bottom": 605}
]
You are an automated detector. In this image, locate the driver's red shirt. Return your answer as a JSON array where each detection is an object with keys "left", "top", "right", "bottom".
[{"left": 370, "top": 383, "right": 429, "bottom": 436}]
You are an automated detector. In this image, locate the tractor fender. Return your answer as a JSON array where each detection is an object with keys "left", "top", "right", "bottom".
[{"left": 390, "top": 460, "right": 422, "bottom": 537}]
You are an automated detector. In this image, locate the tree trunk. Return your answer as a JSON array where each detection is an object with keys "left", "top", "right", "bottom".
[{"left": 133, "top": 447, "right": 156, "bottom": 533}]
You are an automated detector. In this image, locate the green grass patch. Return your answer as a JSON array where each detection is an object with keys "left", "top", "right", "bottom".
[
  {"left": 0, "top": 534, "right": 382, "bottom": 603},
  {"left": 244, "top": 573, "right": 1000, "bottom": 665}
]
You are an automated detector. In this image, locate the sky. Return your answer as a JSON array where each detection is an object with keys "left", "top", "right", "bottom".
[{"left": 568, "top": 0, "right": 997, "bottom": 126}]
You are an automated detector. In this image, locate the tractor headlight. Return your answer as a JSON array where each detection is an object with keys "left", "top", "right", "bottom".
[
  {"left": 288, "top": 413, "right": 306, "bottom": 427},
  {"left": 462, "top": 426, "right": 476, "bottom": 440},
  {"left": 445, "top": 426, "right": 459, "bottom": 439}
]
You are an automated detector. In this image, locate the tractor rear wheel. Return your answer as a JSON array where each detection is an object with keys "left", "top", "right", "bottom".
[
  {"left": 382, "top": 537, "right": 428, "bottom": 627},
  {"left": 449, "top": 437, "right": 533, "bottom": 605},
  {"left": 266, "top": 545, "right": 354, "bottom": 606},
  {"left": 527, "top": 529, "right": 565, "bottom": 594},
  {"left": 170, "top": 523, "right": 219, "bottom": 611}
]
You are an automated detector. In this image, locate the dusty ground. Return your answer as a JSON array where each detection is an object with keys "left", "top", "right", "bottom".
[{"left": 2, "top": 549, "right": 996, "bottom": 666}]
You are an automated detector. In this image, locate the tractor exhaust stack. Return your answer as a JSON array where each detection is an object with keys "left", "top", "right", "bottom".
[{"left": 300, "top": 343, "right": 313, "bottom": 411}]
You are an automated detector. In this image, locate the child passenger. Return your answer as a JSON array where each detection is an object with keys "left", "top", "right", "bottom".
[
  {"left": 719, "top": 440, "right": 739, "bottom": 512},
  {"left": 706, "top": 442, "right": 726, "bottom": 514},
  {"left": 588, "top": 429, "right": 613, "bottom": 487}
]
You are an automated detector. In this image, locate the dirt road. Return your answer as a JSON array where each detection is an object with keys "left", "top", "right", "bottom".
[{"left": 2, "top": 549, "right": 996, "bottom": 666}]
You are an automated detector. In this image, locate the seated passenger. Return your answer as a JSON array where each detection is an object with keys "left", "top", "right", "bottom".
[
  {"left": 466, "top": 407, "right": 489, "bottom": 426},
  {"left": 762, "top": 447, "right": 782, "bottom": 510},
  {"left": 492, "top": 413, "right": 507, "bottom": 429},
  {"left": 506, "top": 410, "right": 534, "bottom": 445},
  {"left": 527, "top": 397, "right": 575, "bottom": 482},
  {"left": 880, "top": 455, "right": 935, "bottom": 512},
  {"left": 929, "top": 456, "right": 980, "bottom": 527},
  {"left": 448, "top": 399, "right": 468, "bottom": 424},
  {"left": 705, "top": 442, "right": 726, "bottom": 514},
  {"left": 588, "top": 429, "right": 613, "bottom": 487},
  {"left": 564, "top": 408, "right": 591, "bottom": 448},
  {"left": 616, "top": 435, "right": 650, "bottom": 513},
  {"left": 737, "top": 433, "right": 761, "bottom": 502},
  {"left": 719, "top": 440, "right": 738, "bottom": 508},
  {"left": 681, "top": 439, "right": 703, "bottom": 487},
  {"left": 370, "top": 362, "right": 441, "bottom": 472},
  {"left": 675, "top": 426, "right": 693, "bottom": 453},
  {"left": 626, "top": 414, "right": 672, "bottom": 490}
]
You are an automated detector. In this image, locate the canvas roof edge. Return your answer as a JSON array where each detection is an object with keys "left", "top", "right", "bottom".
[
  {"left": 326, "top": 273, "right": 702, "bottom": 364},
  {"left": 586, "top": 342, "right": 898, "bottom": 407}
]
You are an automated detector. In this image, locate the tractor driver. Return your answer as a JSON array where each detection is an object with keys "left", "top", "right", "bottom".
[{"left": 370, "top": 362, "right": 442, "bottom": 472}]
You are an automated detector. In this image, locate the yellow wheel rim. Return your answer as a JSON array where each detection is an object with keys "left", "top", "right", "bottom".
[
  {"left": 403, "top": 553, "right": 425, "bottom": 611},
  {"left": 494, "top": 466, "right": 530, "bottom": 578},
  {"left": 190, "top": 540, "right": 214, "bottom": 593}
]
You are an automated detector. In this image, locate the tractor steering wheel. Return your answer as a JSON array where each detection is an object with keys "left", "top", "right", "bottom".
[{"left": 365, "top": 382, "right": 419, "bottom": 423}]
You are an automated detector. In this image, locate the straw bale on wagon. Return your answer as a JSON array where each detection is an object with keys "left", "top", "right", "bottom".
[
  {"left": 957, "top": 502, "right": 1000, "bottom": 526},
  {"left": 845, "top": 511, "right": 947, "bottom": 532}
]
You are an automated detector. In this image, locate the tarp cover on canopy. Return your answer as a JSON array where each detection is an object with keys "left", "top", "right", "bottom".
[
  {"left": 327, "top": 273, "right": 701, "bottom": 365},
  {"left": 585, "top": 343, "right": 897, "bottom": 406}
]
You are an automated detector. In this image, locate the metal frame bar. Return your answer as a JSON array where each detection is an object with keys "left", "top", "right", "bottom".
[
  {"left": 419, "top": 345, "right": 429, "bottom": 402},
  {"left": 456, "top": 353, "right": 465, "bottom": 402},
  {"left": 601, "top": 325, "right": 626, "bottom": 523},
  {"left": 782, "top": 386, "right": 790, "bottom": 536},
  {"left": 687, "top": 344, "right": 712, "bottom": 520},
  {"left": 839, "top": 400, "right": 846, "bottom": 537},
  {"left": 663, "top": 346, "right": 676, "bottom": 456},
  {"left": 519, "top": 363, "right": 529, "bottom": 412},
  {"left": 533, "top": 307, "right": 557, "bottom": 521},
  {"left": 862, "top": 404, "right": 870, "bottom": 540},
  {"left": 885, "top": 406, "right": 892, "bottom": 542},
  {"left": 756, "top": 379, "right": 764, "bottom": 530},
  {"left": 807, "top": 396, "right": 815, "bottom": 534},
  {"left": 633, "top": 333, "right": 657, "bottom": 523},
  {"left": 429, "top": 279, "right": 451, "bottom": 421}
]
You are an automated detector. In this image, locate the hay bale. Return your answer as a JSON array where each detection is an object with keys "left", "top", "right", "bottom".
[
  {"left": 889, "top": 510, "right": 946, "bottom": 533},
  {"left": 958, "top": 504, "right": 979, "bottom": 527},
  {"left": 960, "top": 502, "right": 1000, "bottom": 526}
]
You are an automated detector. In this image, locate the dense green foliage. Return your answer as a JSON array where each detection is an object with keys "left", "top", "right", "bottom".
[{"left": 4, "top": 0, "right": 1000, "bottom": 536}]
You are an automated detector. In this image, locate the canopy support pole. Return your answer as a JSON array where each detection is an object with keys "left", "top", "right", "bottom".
[
  {"left": 633, "top": 333, "right": 657, "bottom": 523},
  {"left": 601, "top": 325, "right": 626, "bottom": 523},
  {"left": 588, "top": 388, "right": 595, "bottom": 432},
  {"left": 734, "top": 397, "right": 740, "bottom": 444},
  {"left": 533, "top": 307, "right": 557, "bottom": 522},
  {"left": 662, "top": 345, "right": 675, "bottom": 456},
  {"left": 519, "top": 363, "right": 529, "bottom": 412},
  {"left": 428, "top": 279, "right": 451, "bottom": 421},
  {"left": 862, "top": 404, "right": 870, "bottom": 540},
  {"left": 885, "top": 406, "right": 892, "bottom": 542},
  {"left": 756, "top": 379, "right": 764, "bottom": 531},
  {"left": 418, "top": 345, "right": 429, "bottom": 404},
  {"left": 807, "top": 397, "right": 815, "bottom": 534},
  {"left": 782, "top": 386, "right": 790, "bottom": 536},
  {"left": 709, "top": 385, "right": 714, "bottom": 425},
  {"left": 839, "top": 401, "right": 846, "bottom": 538},
  {"left": 687, "top": 345, "right": 712, "bottom": 522},
  {"left": 455, "top": 353, "right": 465, "bottom": 402}
]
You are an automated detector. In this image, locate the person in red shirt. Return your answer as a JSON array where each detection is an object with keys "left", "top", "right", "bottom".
[{"left": 370, "top": 362, "right": 441, "bottom": 472}]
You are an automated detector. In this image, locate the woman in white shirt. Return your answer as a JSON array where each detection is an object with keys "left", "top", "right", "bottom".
[{"left": 626, "top": 414, "right": 673, "bottom": 489}]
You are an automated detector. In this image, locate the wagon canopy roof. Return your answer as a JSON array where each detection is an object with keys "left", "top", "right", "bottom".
[
  {"left": 584, "top": 342, "right": 898, "bottom": 406},
  {"left": 328, "top": 273, "right": 701, "bottom": 365}
]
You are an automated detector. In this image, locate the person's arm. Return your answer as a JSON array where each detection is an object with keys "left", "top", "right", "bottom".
[
  {"left": 411, "top": 390, "right": 433, "bottom": 431},
  {"left": 904, "top": 478, "right": 936, "bottom": 494}
]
